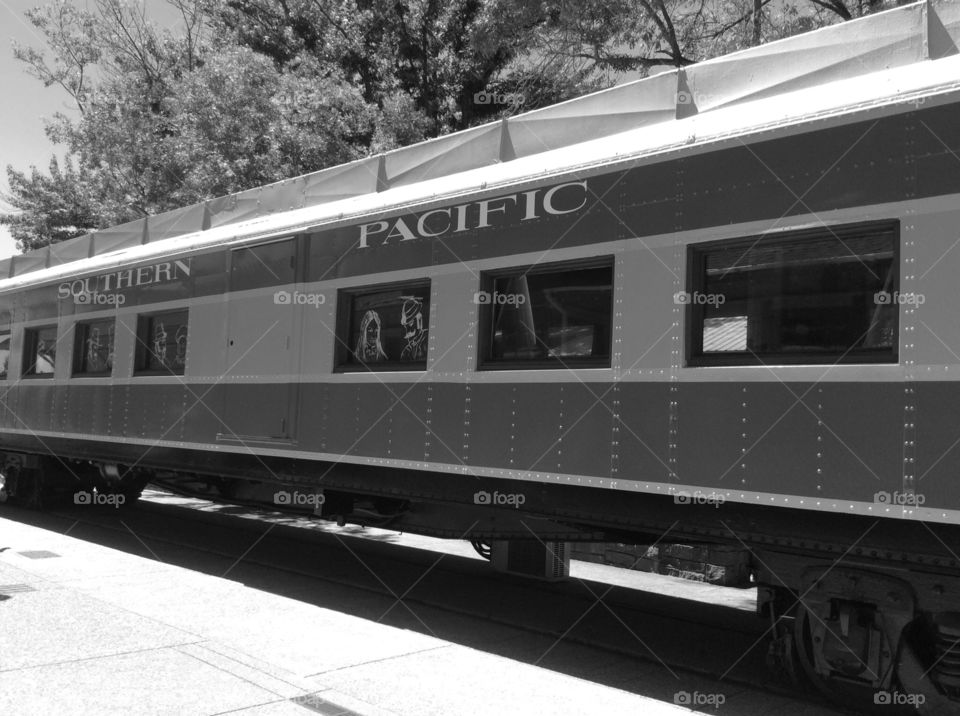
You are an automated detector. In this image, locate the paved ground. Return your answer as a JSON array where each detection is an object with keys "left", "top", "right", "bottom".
[{"left": 0, "top": 514, "right": 731, "bottom": 716}]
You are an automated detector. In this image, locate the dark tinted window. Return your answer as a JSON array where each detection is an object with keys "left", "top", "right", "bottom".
[
  {"left": 74, "top": 319, "right": 116, "bottom": 376},
  {"left": 479, "top": 259, "right": 613, "bottom": 368},
  {"left": 337, "top": 282, "right": 430, "bottom": 371},
  {"left": 230, "top": 239, "right": 296, "bottom": 292},
  {"left": 688, "top": 221, "right": 898, "bottom": 365},
  {"left": 23, "top": 325, "right": 58, "bottom": 377},
  {"left": 135, "top": 310, "right": 189, "bottom": 375}
]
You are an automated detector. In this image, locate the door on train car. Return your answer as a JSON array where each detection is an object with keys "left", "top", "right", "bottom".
[{"left": 219, "top": 237, "right": 300, "bottom": 443}]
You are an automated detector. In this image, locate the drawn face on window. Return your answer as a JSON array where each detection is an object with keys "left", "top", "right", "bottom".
[
  {"left": 401, "top": 297, "right": 423, "bottom": 338},
  {"left": 153, "top": 321, "right": 167, "bottom": 363},
  {"left": 400, "top": 296, "right": 427, "bottom": 361},
  {"left": 87, "top": 328, "right": 102, "bottom": 370},
  {"left": 174, "top": 326, "right": 188, "bottom": 367},
  {"left": 355, "top": 310, "right": 388, "bottom": 362}
]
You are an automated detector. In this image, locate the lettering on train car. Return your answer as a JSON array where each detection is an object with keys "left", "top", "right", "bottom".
[
  {"left": 56, "top": 259, "right": 192, "bottom": 301},
  {"left": 356, "top": 180, "right": 589, "bottom": 249}
]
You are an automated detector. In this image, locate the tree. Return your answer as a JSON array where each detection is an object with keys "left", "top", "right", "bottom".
[
  {"left": 1, "top": 0, "right": 385, "bottom": 249},
  {"left": 3, "top": 157, "right": 108, "bottom": 252}
]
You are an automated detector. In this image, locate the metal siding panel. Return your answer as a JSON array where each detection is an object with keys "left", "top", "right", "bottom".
[
  {"left": 557, "top": 382, "right": 615, "bottom": 478},
  {"left": 509, "top": 383, "right": 565, "bottom": 473},
  {"left": 423, "top": 382, "right": 466, "bottom": 465},
  {"left": 911, "top": 383, "right": 959, "bottom": 511},
  {"left": 673, "top": 383, "right": 744, "bottom": 486},
  {"left": 128, "top": 384, "right": 185, "bottom": 441},
  {"left": 187, "top": 301, "right": 229, "bottom": 379},
  {"left": 15, "top": 382, "right": 56, "bottom": 435},
  {"left": 915, "top": 102, "right": 960, "bottom": 198},
  {"left": 461, "top": 382, "right": 516, "bottom": 470},
  {"left": 296, "top": 383, "right": 327, "bottom": 452},
  {"left": 615, "top": 383, "right": 672, "bottom": 482},
  {"left": 219, "top": 384, "right": 289, "bottom": 439},
  {"left": 182, "top": 383, "right": 224, "bottom": 444},
  {"left": 384, "top": 383, "right": 429, "bottom": 461},
  {"left": 816, "top": 382, "right": 902, "bottom": 501},
  {"left": 618, "top": 162, "right": 680, "bottom": 239},
  {"left": 320, "top": 384, "right": 360, "bottom": 455},
  {"left": 727, "top": 382, "right": 819, "bottom": 495},
  {"left": 351, "top": 383, "right": 400, "bottom": 457},
  {"left": 225, "top": 295, "right": 295, "bottom": 377},
  {"left": 0, "top": 382, "right": 15, "bottom": 431},
  {"left": 677, "top": 146, "right": 795, "bottom": 232}
]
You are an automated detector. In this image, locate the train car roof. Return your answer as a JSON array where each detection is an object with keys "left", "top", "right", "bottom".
[{"left": 2, "top": 0, "right": 960, "bottom": 291}]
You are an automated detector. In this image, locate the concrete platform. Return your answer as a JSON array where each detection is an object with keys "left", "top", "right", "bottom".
[{"left": 0, "top": 516, "right": 720, "bottom": 715}]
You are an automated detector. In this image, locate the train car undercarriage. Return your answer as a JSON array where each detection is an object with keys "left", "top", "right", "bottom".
[{"left": 3, "top": 450, "right": 960, "bottom": 713}]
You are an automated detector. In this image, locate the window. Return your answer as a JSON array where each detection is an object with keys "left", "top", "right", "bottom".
[
  {"left": 687, "top": 221, "right": 898, "bottom": 366},
  {"left": 478, "top": 258, "right": 613, "bottom": 369},
  {"left": 23, "top": 326, "right": 58, "bottom": 377},
  {"left": 135, "top": 309, "right": 188, "bottom": 375},
  {"left": 73, "top": 319, "right": 116, "bottom": 376},
  {"left": 230, "top": 238, "right": 296, "bottom": 292},
  {"left": 0, "top": 331, "right": 9, "bottom": 380},
  {"left": 336, "top": 281, "right": 430, "bottom": 371}
]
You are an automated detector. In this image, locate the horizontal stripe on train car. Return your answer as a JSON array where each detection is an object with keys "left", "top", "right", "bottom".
[
  {"left": 2, "top": 428, "right": 952, "bottom": 535},
  {"left": 5, "top": 100, "right": 960, "bottom": 321},
  {"left": 0, "top": 380, "right": 954, "bottom": 512},
  {"left": 0, "top": 425, "right": 952, "bottom": 526}
]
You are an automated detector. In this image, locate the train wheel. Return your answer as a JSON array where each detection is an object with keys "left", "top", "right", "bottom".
[{"left": 793, "top": 603, "right": 896, "bottom": 713}]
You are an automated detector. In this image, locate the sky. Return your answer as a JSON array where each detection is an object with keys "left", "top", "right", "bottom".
[
  {"left": 0, "top": 0, "right": 68, "bottom": 259},
  {"left": 0, "top": 0, "right": 183, "bottom": 260}
]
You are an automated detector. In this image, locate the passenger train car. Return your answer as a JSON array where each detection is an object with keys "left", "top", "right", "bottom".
[{"left": 4, "top": 1, "right": 960, "bottom": 709}]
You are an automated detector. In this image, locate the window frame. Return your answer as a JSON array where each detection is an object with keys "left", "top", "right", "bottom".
[
  {"left": 334, "top": 279, "right": 431, "bottom": 373},
  {"left": 685, "top": 220, "right": 900, "bottom": 367},
  {"left": 72, "top": 318, "right": 117, "bottom": 377},
  {"left": 0, "top": 329, "right": 10, "bottom": 381},
  {"left": 22, "top": 324, "right": 59, "bottom": 378},
  {"left": 477, "top": 255, "right": 615, "bottom": 371},
  {"left": 133, "top": 308, "right": 190, "bottom": 376},
  {"left": 228, "top": 236, "right": 299, "bottom": 293}
]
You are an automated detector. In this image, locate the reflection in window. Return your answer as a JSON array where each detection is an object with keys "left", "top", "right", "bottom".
[
  {"left": 338, "top": 283, "right": 429, "bottom": 371},
  {"left": 689, "top": 222, "right": 898, "bottom": 365},
  {"left": 23, "top": 326, "right": 57, "bottom": 377},
  {"left": 0, "top": 332, "right": 9, "bottom": 380},
  {"left": 136, "top": 310, "right": 188, "bottom": 374},
  {"left": 74, "top": 320, "right": 115, "bottom": 375},
  {"left": 480, "top": 260, "right": 613, "bottom": 367}
]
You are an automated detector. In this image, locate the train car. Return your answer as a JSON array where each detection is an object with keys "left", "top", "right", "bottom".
[{"left": 4, "top": 1, "right": 960, "bottom": 709}]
